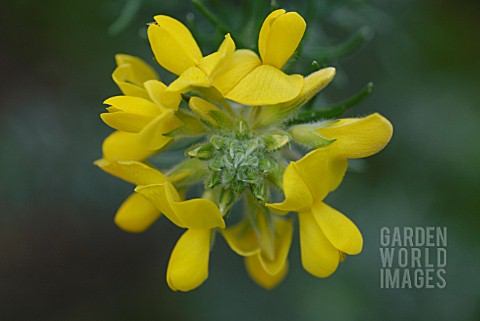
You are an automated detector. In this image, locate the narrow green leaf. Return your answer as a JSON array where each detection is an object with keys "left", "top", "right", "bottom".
[{"left": 286, "top": 82, "right": 374, "bottom": 125}]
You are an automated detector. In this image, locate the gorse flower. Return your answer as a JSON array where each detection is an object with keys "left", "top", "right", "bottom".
[{"left": 96, "top": 8, "right": 393, "bottom": 291}]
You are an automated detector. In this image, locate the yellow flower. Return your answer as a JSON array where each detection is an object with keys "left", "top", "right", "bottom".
[
  {"left": 100, "top": 87, "right": 183, "bottom": 150},
  {"left": 95, "top": 158, "right": 225, "bottom": 291},
  {"left": 101, "top": 54, "right": 185, "bottom": 152},
  {"left": 135, "top": 181, "right": 225, "bottom": 291},
  {"left": 94, "top": 159, "right": 166, "bottom": 232},
  {"left": 267, "top": 113, "right": 393, "bottom": 277},
  {"left": 148, "top": 15, "right": 236, "bottom": 95},
  {"left": 147, "top": 10, "right": 335, "bottom": 108},
  {"left": 221, "top": 208, "right": 293, "bottom": 289},
  {"left": 111, "top": 54, "right": 160, "bottom": 99},
  {"left": 98, "top": 57, "right": 183, "bottom": 234},
  {"left": 223, "top": 9, "right": 306, "bottom": 105},
  {"left": 97, "top": 8, "right": 394, "bottom": 292},
  {"left": 101, "top": 55, "right": 161, "bottom": 162},
  {"left": 166, "top": 8, "right": 331, "bottom": 108}
]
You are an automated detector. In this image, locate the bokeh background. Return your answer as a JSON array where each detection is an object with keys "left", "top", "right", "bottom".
[{"left": 1, "top": 0, "right": 479, "bottom": 320}]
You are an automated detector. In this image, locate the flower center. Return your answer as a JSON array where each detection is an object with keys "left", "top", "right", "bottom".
[{"left": 208, "top": 133, "right": 274, "bottom": 195}]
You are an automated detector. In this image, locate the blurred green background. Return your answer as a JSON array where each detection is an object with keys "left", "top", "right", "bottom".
[{"left": 1, "top": 0, "right": 479, "bottom": 320}]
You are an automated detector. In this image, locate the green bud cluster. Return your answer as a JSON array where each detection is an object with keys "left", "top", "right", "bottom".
[{"left": 186, "top": 119, "right": 288, "bottom": 213}]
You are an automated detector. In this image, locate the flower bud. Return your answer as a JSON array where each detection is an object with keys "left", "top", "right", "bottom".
[{"left": 186, "top": 143, "right": 215, "bottom": 160}]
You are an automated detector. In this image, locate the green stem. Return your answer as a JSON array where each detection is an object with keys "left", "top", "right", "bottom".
[
  {"left": 286, "top": 82, "right": 374, "bottom": 125},
  {"left": 310, "top": 26, "right": 373, "bottom": 63},
  {"left": 192, "top": 0, "right": 230, "bottom": 36},
  {"left": 108, "top": 0, "right": 142, "bottom": 36}
]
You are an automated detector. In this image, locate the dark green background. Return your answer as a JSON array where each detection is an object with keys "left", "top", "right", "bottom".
[{"left": 1, "top": 0, "right": 479, "bottom": 320}]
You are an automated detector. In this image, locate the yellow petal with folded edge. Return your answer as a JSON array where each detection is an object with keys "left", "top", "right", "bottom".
[
  {"left": 221, "top": 220, "right": 259, "bottom": 256},
  {"left": 167, "top": 229, "right": 212, "bottom": 292},
  {"left": 143, "top": 80, "right": 181, "bottom": 110},
  {"left": 135, "top": 183, "right": 225, "bottom": 229},
  {"left": 112, "top": 64, "right": 149, "bottom": 99},
  {"left": 100, "top": 112, "right": 153, "bottom": 133},
  {"left": 294, "top": 145, "right": 348, "bottom": 197},
  {"left": 266, "top": 164, "right": 313, "bottom": 213},
  {"left": 311, "top": 202, "right": 363, "bottom": 255},
  {"left": 258, "top": 217, "right": 293, "bottom": 275},
  {"left": 212, "top": 49, "right": 261, "bottom": 95},
  {"left": 167, "top": 67, "right": 211, "bottom": 93},
  {"left": 258, "top": 9, "right": 286, "bottom": 63},
  {"left": 298, "top": 211, "right": 339, "bottom": 278},
  {"left": 102, "top": 131, "right": 153, "bottom": 161},
  {"left": 189, "top": 97, "right": 221, "bottom": 127},
  {"left": 153, "top": 15, "right": 202, "bottom": 59},
  {"left": 114, "top": 193, "right": 161, "bottom": 233},
  {"left": 245, "top": 254, "right": 288, "bottom": 290},
  {"left": 134, "top": 182, "right": 182, "bottom": 226},
  {"left": 316, "top": 113, "right": 393, "bottom": 159},
  {"left": 226, "top": 65, "right": 303, "bottom": 106},
  {"left": 197, "top": 52, "right": 225, "bottom": 78},
  {"left": 254, "top": 67, "right": 336, "bottom": 128},
  {"left": 218, "top": 33, "right": 235, "bottom": 55},
  {"left": 137, "top": 112, "right": 182, "bottom": 150},
  {"left": 104, "top": 96, "right": 161, "bottom": 116},
  {"left": 197, "top": 33, "right": 235, "bottom": 77},
  {"left": 259, "top": 11, "right": 306, "bottom": 69},
  {"left": 255, "top": 209, "right": 275, "bottom": 260},
  {"left": 148, "top": 21, "right": 201, "bottom": 76},
  {"left": 94, "top": 159, "right": 166, "bottom": 186},
  {"left": 115, "top": 54, "right": 159, "bottom": 84},
  {"left": 280, "top": 67, "right": 336, "bottom": 111},
  {"left": 168, "top": 188, "right": 225, "bottom": 229}
]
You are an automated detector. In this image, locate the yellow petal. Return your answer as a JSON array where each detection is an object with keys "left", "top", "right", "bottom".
[
  {"left": 103, "top": 96, "right": 161, "bottom": 116},
  {"left": 316, "top": 113, "right": 393, "bottom": 159},
  {"left": 143, "top": 80, "right": 181, "bottom": 110},
  {"left": 258, "top": 9, "right": 286, "bottom": 63},
  {"left": 266, "top": 164, "right": 313, "bottom": 213},
  {"left": 135, "top": 183, "right": 225, "bottom": 229},
  {"left": 137, "top": 112, "right": 182, "bottom": 150},
  {"left": 254, "top": 67, "right": 336, "bottom": 128},
  {"left": 148, "top": 17, "right": 202, "bottom": 75},
  {"left": 197, "top": 33, "right": 235, "bottom": 77},
  {"left": 114, "top": 193, "right": 161, "bottom": 233},
  {"left": 171, "top": 195, "right": 225, "bottom": 230},
  {"left": 218, "top": 33, "right": 236, "bottom": 55},
  {"left": 112, "top": 54, "right": 159, "bottom": 98},
  {"left": 298, "top": 211, "right": 339, "bottom": 278},
  {"left": 259, "top": 10, "right": 306, "bottom": 69},
  {"left": 311, "top": 202, "right": 363, "bottom": 255},
  {"left": 197, "top": 52, "right": 225, "bottom": 77},
  {"left": 115, "top": 54, "right": 159, "bottom": 83},
  {"left": 167, "top": 67, "right": 211, "bottom": 93},
  {"left": 134, "top": 182, "right": 182, "bottom": 226},
  {"left": 295, "top": 145, "right": 348, "bottom": 196},
  {"left": 221, "top": 220, "right": 259, "bottom": 256},
  {"left": 211, "top": 49, "right": 261, "bottom": 95},
  {"left": 100, "top": 111, "right": 153, "bottom": 133},
  {"left": 267, "top": 146, "right": 348, "bottom": 213},
  {"left": 167, "top": 229, "right": 212, "bottom": 292},
  {"left": 255, "top": 209, "right": 276, "bottom": 260},
  {"left": 189, "top": 97, "right": 221, "bottom": 127},
  {"left": 245, "top": 254, "right": 288, "bottom": 290},
  {"left": 226, "top": 65, "right": 303, "bottom": 106},
  {"left": 280, "top": 67, "right": 336, "bottom": 110},
  {"left": 102, "top": 131, "right": 153, "bottom": 161},
  {"left": 94, "top": 159, "right": 166, "bottom": 186},
  {"left": 258, "top": 217, "right": 293, "bottom": 275},
  {"left": 112, "top": 64, "right": 149, "bottom": 99}
]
